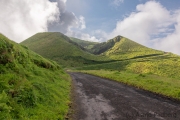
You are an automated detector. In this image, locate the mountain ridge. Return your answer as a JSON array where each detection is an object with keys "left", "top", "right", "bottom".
[{"left": 21, "top": 32, "right": 109, "bottom": 67}]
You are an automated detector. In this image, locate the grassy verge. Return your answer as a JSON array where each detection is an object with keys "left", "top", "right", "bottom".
[
  {"left": 79, "top": 70, "right": 180, "bottom": 100},
  {"left": 0, "top": 34, "right": 71, "bottom": 119}
]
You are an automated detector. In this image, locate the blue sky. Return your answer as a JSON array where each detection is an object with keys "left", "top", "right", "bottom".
[
  {"left": 67, "top": 0, "right": 180, "bottom": 33},
  {"left": 0, "top": 0, "right": 180, "bottom": 55}
]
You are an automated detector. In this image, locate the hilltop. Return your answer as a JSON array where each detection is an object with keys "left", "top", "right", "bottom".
[
  {"left": 21, "top": 32, "right": 109, "bottom": 67},
  {"left": 99, "top": 36, "right": 163, "bottom": 60},
  {"left": 0, "top": 34, "right": 70, "bottom": 119},
  {"left": 71, "top": 35, "right": 163, "bottom": 60}
]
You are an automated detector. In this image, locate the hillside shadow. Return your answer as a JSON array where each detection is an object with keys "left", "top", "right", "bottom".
[
  {"left": 69, "top": 53, "right": 173, "bottom": 67},
  {"left": 129, "top": 53, "right": 163, "bottom": 60}
]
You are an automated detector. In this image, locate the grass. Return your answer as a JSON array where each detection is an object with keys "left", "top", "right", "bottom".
[
  {"left": 80, "top": 70, "right": 180, "bottom": 100},
  {"left": 77, "top": 52, "right": 180, "bottom": 79},
  {"left": 21, "top": 32, "right": 109, "bottom": 67},
  {"left": 0, "top": 34, "right": 71, "bottom": 119},
  {"left": 20, "top": 32, "right": 180, "bottom": 106}
]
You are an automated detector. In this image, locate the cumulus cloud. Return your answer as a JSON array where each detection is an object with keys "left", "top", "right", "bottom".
[
  {"left": 108, "top": 1, "right": 173, "bottom": 45},
  {"left": 153, "top": 10, "right": 180, "bottom": 54},
  {"left": 107, "top": 1, "right": 180, "bottom": 55},
  {"left": 0, "top": 0, "right": 99, "bottom": 43},
  {"left": 0, "top": 0, "right": 59, "bottom": 43},
  {"left": 49, "top": 0, "right": 99, "bottom": 42},
  {"left": 48, "top": 0, "right": 78, "bottom": 33}
]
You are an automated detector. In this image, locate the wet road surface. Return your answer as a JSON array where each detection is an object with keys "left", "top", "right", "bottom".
[{"left": 69, "top": 72, "right": 180, "bottom": 120}]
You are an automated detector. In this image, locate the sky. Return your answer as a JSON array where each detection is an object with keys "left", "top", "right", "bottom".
[{"left": 0, "top": 0, "right": 180, "bottom": 55}]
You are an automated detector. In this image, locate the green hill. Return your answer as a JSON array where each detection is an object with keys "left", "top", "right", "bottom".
[
  {"left": 90, "top": 36, "right": 163, "bottom": 60},
  {"left": 69, "top": 37, "right": 98, "bottom": 50},
  {"left": 0, "top": 34, "right": 70, "bottom": 119},
  {"left": 21, "top": 32, "right": 108, "bottom": 67},
  {"left": 78, "top": 36, "right": 180, "bottom": 79}
]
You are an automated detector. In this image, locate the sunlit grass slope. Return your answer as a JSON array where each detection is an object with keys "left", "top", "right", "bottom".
[
  {"left": 0, "top": 34, "right": 70, "bottom": 119},
  {"left": 90, "top": 36, "right": 122, "bottom": 54},
  {"left": 90, "top": 36, "right": 163, "bottom": 60},
  {"left": 21, "top": 32, "right": 108, "bottom": 67},
  {"left": 78, "top": 36, "right": 180, "bottom": 78},
  {"left": 104, "top": 37, "right": 163, "bottom": 60},
  {"left": 78, "top": 49, "right": 180, "bottom": 78}
]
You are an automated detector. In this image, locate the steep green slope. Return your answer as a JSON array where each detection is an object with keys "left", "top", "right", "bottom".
[
  {"left": 78, "top": 36, "right": 180, "bottom": 78},
  {"left": 70, "top": 37, "right": 98, "bottom": 50},
  {"left": 90, "top": 36, "right": 163, "bottom": 60},
  {"left": 0, "top": 34, "right": 70, "bottom": 119},
  {"left": 103, "top": 36, "right": 163, "bottom": 60},
  {"left": 21, "top": 32, "right": 108, "bottom": 67},
  {"left": 90, "top": 36, "right": 122, "bottom": 54}
]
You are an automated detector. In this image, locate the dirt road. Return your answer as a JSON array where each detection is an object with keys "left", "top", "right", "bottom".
[{"left": 69, "top": 72, "right": 180, "bottom": 120}]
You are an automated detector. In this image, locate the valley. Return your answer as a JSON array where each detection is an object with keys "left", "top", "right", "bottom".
[{"left": 1, "top": 32, "right": 180, "bottom": 119}]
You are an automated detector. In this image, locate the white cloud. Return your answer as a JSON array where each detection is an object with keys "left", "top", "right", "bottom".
[
  {"left": 111, "top": 0, "right": 124, "bottom": 6},
  {"left": 0, "top": 0, "right": 59, "bottom": 43},
  {"left": 0, "top": 0, "right": 97, "bottom": 43},
  {"left": 66, "top": 30, "right": 100, "bottom": 42},
  {"left": 108, "top": 1, "right": 180, "bottom": 55},
  {"left": 91, "top": 30, "right": 108, "bottom": 42},
  {"left": 78, "top": 16, "right": 86, "bottom": 30},
  {"left": 153, "top": 10, "right": 180, "bottom": 54},
  {"left": 109, "top": 1, "right": 173, "bottom": 45}
]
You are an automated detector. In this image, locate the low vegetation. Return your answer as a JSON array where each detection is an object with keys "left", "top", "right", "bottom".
[{"left": 0, "top": 34, "right": 71, "bottom": 119}]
